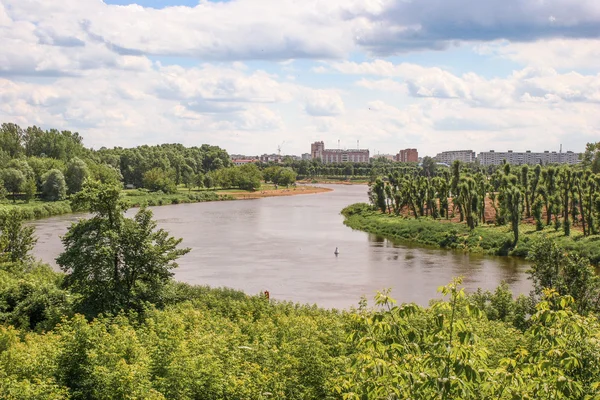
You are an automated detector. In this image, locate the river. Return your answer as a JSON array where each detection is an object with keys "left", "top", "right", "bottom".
[{"left": 31, "top": 184, "right": 531, "bottom": 309}]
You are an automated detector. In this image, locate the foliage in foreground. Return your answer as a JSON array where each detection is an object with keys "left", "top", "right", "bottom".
[{"left": 1, "top": 269, "right": 600, "bottom": 399}]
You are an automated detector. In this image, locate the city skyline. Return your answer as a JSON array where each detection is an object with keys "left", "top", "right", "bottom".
[{"left": 1, "top": 0, "right": 599, "bottom": 156}]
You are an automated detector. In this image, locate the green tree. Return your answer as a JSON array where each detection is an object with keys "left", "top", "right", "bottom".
[
  {"left": 23, "top": 178, "right": 37, "bottom": 203},
  {"left": 262, "top": 166, "right": 280, "bottom": 183},
  {"left": 0, "top": 177, "right": 6, "bottom": 200},
  {"left": 57, "top": 181, "right": 190, "bottom": 316},
  {"left": 65, "top": 157, "right": 90, "bottom": 195},
  {"left": 457, "top": 177, "right": 478, "bottom": 230},
  {"left": 142, "top": 168, "right": 177, "bottom": 194},
  {"left": 236, "top": 164, "right": 262, "bottom": 191},
  {"left": 41, "top": 169, "right": 67, "bottom": 201},
  {"left": 420, "top": 156, "right": 437, "bottom": 177},
  {"left": 0, "top": 123, "right": 25, "bottom": 157},
  {"left": 0, "top": 210, "right": 37, "bottom": 263},
  {"left": 582, "top": 142, "right": 600, "bottom": 173},
  {"left": 1, "top": 168, "right": 26, "bottom": 202},
  {"left": 371, "top": 178, "right": 387, "bottom": 213},
  {"left": 504, "top": 185, "right": 523, "bottom": 247},
  {"left": 275, "top": 167, "right": 297, "bottom": 187},
  {"left": 528, "top": 237, "right": 600, "bottom": 314}
]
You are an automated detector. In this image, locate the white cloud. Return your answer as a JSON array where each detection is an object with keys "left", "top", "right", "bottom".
[
  {"left": 304, "top": 90, "right": 345, "bottom": 116},
  {"left": 475, "top": 39, "right": 600, "bottom": 70},
  {"left": 332, "top": 60, "right": 600, "bottom": 106}
]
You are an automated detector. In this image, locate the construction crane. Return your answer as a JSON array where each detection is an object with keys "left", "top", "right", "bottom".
[{"left": 277, "top": 141, "right": 286, "bottom": 157}]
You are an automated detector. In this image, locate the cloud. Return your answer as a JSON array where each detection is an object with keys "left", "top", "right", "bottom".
[
  {"left": 330, "top": 60, "right": 600, "bottom": 106},
  {"left": 304, "top": 90, "right": 345, "bottom": 116},
  {"left": 475, "top": 39, "right": 600, "bottom": 70},
  {"left": 1, "top": 0, "right": 357, "bottom": 63},
  {"left": 353, "top": 0, "right": 600, "bottom": 54},
  {"left": 3, "top": 0, "right": 600, "bottom": 66}
]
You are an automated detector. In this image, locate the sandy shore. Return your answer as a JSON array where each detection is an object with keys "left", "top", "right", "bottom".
[
  {"left": 296, "top": 179, "right": 368, "bottom": 185},
  {"left": 226, "top": 185, "right": 332, "bottom": 200}
]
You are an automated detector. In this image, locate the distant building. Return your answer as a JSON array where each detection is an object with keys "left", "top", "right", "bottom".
[
  {"left": 302, "top": 153, "right": 312, "bottom": 160},
  {"left": 478, "top": 150, "right": 581, "bottom": 166},
  {"left": 396, "top": 148, "right": 418, "bottom": 163},
  {"left": 434, "top": 150, "right": 477, "bottom": 164},
  {"left": 260, "top": 153, "right": 282, "bottom": 163},
  {"left": 311, "top": 141, "right": 369, "bottom": 164},
  {"left": 232, "top": 159, "right": 258, "bottom": 166},
  {"left": 377, "top": 154, "right": 396, "bottom": 161}
]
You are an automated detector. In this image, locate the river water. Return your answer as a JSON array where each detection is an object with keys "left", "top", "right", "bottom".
[{"left": 31, "top": 185, "right": 531, "bottom": 309}]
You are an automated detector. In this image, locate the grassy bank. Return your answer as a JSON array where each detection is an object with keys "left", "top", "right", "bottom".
[
  {"left": 342, "top": 203, "right": 600, "bottom": 265},
  {"left": 121, "top": 188, "right": 232, "bottom": 208},
  {"left": 0, "top": 190, "right": 233, "bottom": 221}
]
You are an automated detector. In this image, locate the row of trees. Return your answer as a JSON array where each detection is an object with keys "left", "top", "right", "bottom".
[
  {"left": 0, "top": 157, "right": 95, "bottom": 202},
  {"left": 0, "top": 123, "right": 238, "bottom": 200},
  {"left": 369, "top": 152, "right": 600, "bottom": 246}
]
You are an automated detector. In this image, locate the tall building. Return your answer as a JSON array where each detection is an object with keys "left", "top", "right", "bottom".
[
  {"left": 434, "top": 150, "right": 477, "bottom": 164},
  {"left": 396, "top": 148, "right": 418, "bottom": 163},
  {"left": 478, "top": 150, "right": 581, "bottom": 166},
  {"left": 310, "top": 141, "right": 370, "bottom": 163}
]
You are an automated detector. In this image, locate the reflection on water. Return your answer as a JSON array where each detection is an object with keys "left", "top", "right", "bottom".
[{"left": 31, "top": 184, "right": 531, "bottom": 309}]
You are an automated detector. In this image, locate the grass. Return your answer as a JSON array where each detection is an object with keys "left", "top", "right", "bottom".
[
  {"left": 121, "top": 188, "right": 233, "bottom": 208},
  {"left": 0, "top": 199, "right": 72, "bottom": 220},
  {"left": 0, "top": 188, "right": 235, "bottom": 221},
  {"left": 341, "top": 203, "right": 600, "bottom": 265},
  {"left": 1, "top": 183, "right": 307, "bottom": 221}
]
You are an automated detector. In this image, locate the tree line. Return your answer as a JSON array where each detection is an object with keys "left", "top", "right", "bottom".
[{"left": 0, "top": 123, "right": 299, "bottom": 204}]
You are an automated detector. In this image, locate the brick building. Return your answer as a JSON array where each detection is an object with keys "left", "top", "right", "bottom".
[{"left": 396, "top": 148, "right": 418, "bottom": 163}]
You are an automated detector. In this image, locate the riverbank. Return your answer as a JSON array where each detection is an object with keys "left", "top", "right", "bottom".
[
  {"left": 221, "top": 185, "right": 331, "bottom": 199},
  {"left": 297, "top": 178, "right": 368, "bottom": 185},
  {"left": 0, "top": 185, "right": 330, "bottom": 220},
  {"left": 341, "top": 203, "right": 600, "bottom": 265}
]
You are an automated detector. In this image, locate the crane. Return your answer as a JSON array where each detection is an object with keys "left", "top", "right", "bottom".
[{"left": 277, "top": 141, "right": 286, "bottom": 157}]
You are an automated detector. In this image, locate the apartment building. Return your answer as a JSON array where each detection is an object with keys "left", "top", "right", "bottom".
[
  {"left": 478, "top": 150, "right": 581, "bottom": 166},
  {"left": 396, "top": 148, "right": 418, "bottom": 163},
  {"left": 434, "top": 150, "right": 477, "bottom": 164},
  {"left": 310, "top": 141, "right": 370, "bottom": 163}
]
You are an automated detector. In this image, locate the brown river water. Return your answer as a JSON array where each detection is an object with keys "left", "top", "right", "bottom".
[{"left": 31, "top": 184, "right": 531, "bottom": 309}]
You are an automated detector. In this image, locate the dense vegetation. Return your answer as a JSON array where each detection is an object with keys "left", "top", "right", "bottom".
[
  {"left": 341, "top": 145, "right": 600, "bottom": 262},
  {"left": 2, "top": 180, "right": 600, "bottom": 398},
  {"left": 0, "top": 123, "right": 297, "bottom": 220}
]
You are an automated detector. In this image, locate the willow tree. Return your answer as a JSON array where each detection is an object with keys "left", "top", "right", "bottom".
[
  {"left": 558, "top": 167, "right": 573, "bottom": 236},
  {"left": 542, "top": 168, "right": 557, "bottom": 226},
  {"left": 504, "top": 186, "right": 523, "bottom": 247},
  {"left": 520, "top": 165, "right": 530, "bottom": 217},
  {"left": 457, "top": 177, "right": 478, "bottom": 230}
]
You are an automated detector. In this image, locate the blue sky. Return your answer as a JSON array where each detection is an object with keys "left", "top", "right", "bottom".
[{"left": 1, "top": 0, "right": 599, "bottom": 156}]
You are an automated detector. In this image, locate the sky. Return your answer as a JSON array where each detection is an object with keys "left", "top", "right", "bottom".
[{"left": 1, "top": 0, "right": 599, "bottom": 157}]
